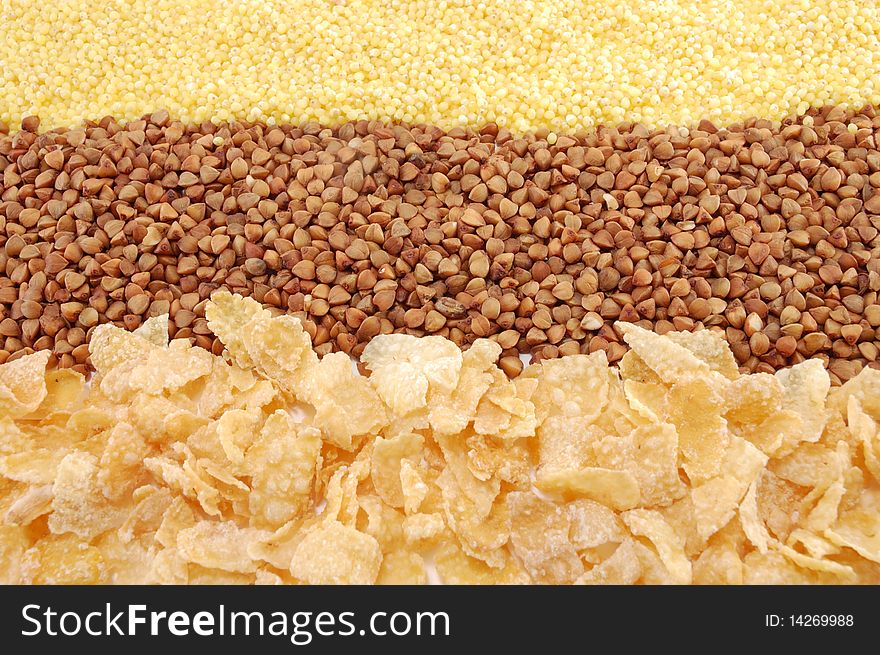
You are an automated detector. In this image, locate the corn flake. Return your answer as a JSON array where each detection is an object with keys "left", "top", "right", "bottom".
[
  {"left": 536, "top": 467, "right": 640, "bottom": 510},
  {"left": 371, "top": 433, "right": 423, "bottom": 508},
  {"left": 622, "top": 508, "right": 692, "bottom": 584},
  {"left": 576, "top": 538, "right": 641, "bottom": 585},
  {"left": 49, "top": 451, "right": 125, "bottom": 539},
  {"left": 4, "top": 293, "right": 878, "bottom": 586},
  {"left": 508, "top": 491, "right": 583, "bottom": 583},
  {"left": 177, "top": 520, "right": 265, "bottom": 573},
  {"left": 363, "top": 333, "right": 462, "bottom": 416},
  {"left": 0, "top": 350, "right": 50, "bottom": 417},
  {"left": 290, "top": 521, "right": 382, "bottom": 584},
  {"left": 246, "top": 411, "right": 322, "bottom": 529},
  {"left": 593, "top": 423, "right": 685, "bottom": 507}
]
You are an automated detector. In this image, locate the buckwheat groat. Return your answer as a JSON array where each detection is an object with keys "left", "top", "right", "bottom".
[{"left": 1, "top": 105, "right": 879, "bottom": 383}]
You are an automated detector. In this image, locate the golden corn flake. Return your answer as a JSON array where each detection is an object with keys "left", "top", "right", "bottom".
[
  {"left": 197, "top": 361, "right": 262, "bottom": 418},
  {"left": 663, "top": 328, "right": 740, "bottom": 380},
  {"left": 739, "top": 480, "right": 772, "bottom": 554},
  {"left": 619, "top": 322, "right": 711, "bottom": 382},
  {"left": 847, "top": 396, "right": 880, "bottom": 483},
  {"left": 370, "top": 433, "right": 423, "bottom": 508},
  {"left": 206, "top": 290, "right": 315, "bottom": 382},
  {"left": 97, "top": 422, "right": 150, "bottom": 501},
  {"left": 667, "top": 377, "right": 731, "bottom": 483},
  {"left": 254, "top": 569, "right": 286, "bottom": 585},
  {"left": 576, "top": 538, "right": 642, "bottom": 585},
  {"left": 88, "top": 323, "right": 156, "bottom": 375},
  {"left": 742, "top": 550, "right": 818, "bottom": 584},
  {"left": 378, "top": 549, "right": 427, "bottom": 585},
  {"left": 566, "top": 499, "right": 624, "bottom": 550},
  {"left": 465, "top": 434, "right": 531, "bottom": 488},
  {"left": 771, "top": 442, "right": 840, "bottom": 489},
  {"left": 773, "top": 541, "right": 855, "bottom": 581},
  {"left": 204, "top": 290, "right": 267, "bottom": 368},
  {"left": 49, "top": 451, "right": 126, "bottom": 539},
  {"left": 2, "top": 293, "right": 878, "bottom": 585},
  {"left": 399, "top": 459, "right": 428, "bottom": 514},
  {"left": 538, "top": 422, "right": 601, "bottom": 474},
  {"left": 691, "top": 437, "right": 767, "bottom": 542},
  {"left": 659, "top": 494, "right": 704, "bottom": 557},
  {"left": 433, "top": 540, "right": 529, "bottom": 585},
  {"left": 30, "top": 369, "right": 86, "bottom": 420},
  {"left": 436, "top": 435, "right": 500, "bottom": 519},
  {"left": 96, "top": 532, "right": 156, "bottom": 584},
  {"left": 92, "top": 325, "right": 214, "bottom": 400},
  {"left": 775, "top": 359, "right": 831, "bottom": 451},
  {"left": 144, "top": 455, "right": 222, "bottom": 517},
  {"left": 430, "top": 340, "right": 501, "bottom": 437},
  {"left": 593, "top": 423, "right": 685, "bottom": 507},
  {"left": 118, "top": 486, "right": 172, "bottom": 543},
  {"left": 402, "top": 512, "right": 445, "bottom": 543},
  {"left": 147, "top": 548, "right": 189, "bottom": 584},
  {"left": 826, "top": 510, "right": 880, "bottom": 563},
  {"left": 0, "top": 448, "right": 64, "bottom": 485},
  {"left": 322, "top": 464, "right": 366, "bottom": 527},
  {"left": 756, "top": 470, "right": 808, "bottom": 543},
  {"left": 5, "top": 484, "right": 53, "bottom": 527},
  {"left": 206, "top": 291, "right": 320, "bottom": 408},
  {"left": 788, "top": 528, "right": 841, "bottom": 560},
  {"left": 245, "top": 412, "right": 322, "bottom": 529},
  {"left": 363, "top": 333, "right": 463, "bottom": 416},
  {"left": 726, "top": 373, "right": 783, "bottom": 426},
  {"left": 290, "top": 521, "right": 382, "bottom": 584},
  {"left": 523, "top": 352, "right": 610, "bottom": 425},
  {"left": 0, "top": 350, "right": 51, "bottom": 417},
  {"left": 247, "top": 516, "right": 314, "bottom": 571},
  {"left": 186, "top": 565, "right": 256, "bottom": 585},
  {"left": 19, "top": 534, "right": 106, "bottom": 584},
  {"left": 132, "top": 314, "right": 170, "bottom": 347},
  {"left": 299, "top": 352, "right": 386, "bottom": 449},
  {"left": 508, "top": 491, "right": 583, "bottom": 583},
  {"left": 177, "top": 520, "right": 265, "bottom": 573},
  {"left": 536, "top": 467, "right": 640, "bottom": 511},
  {"left": 0, "top": 525, "right": 29, "bottom": 583},
  {"left": 472, "top": 373, "right": 538, "bottom": 441},
  {"left": 357, "top": 493, "right": 405, "bottom": 549},
  {"left": 622, "top": 378, "right": 666, "bottom": 423},
  {"left": 436, "top": 465, "right": 507, "bottom": 567},
  {"left": 0, "top": 417, "right": 29, "bottom": 456},
  {"left": 152, "top": 495, "right": 195, "bottom": 547},
  {"left": 622, "top": 509, "right": 692, "bottom": 584},
  {"left": 693, "top": 540, "right": 743, "bottom": 585},
  {"left": 215, "top": 408, "right": 262, "bottom": 465}
]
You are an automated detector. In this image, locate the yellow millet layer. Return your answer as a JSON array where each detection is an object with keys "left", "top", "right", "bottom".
[{"left": 1, "top": 0, "right": 879, "bottom": 132}]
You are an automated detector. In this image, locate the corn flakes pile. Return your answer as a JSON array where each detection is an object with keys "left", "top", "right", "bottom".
[{"left": 1, "top": 290, "right": 879, "bottom": 584}]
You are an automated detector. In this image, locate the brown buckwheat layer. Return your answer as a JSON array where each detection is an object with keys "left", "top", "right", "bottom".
[{"left": 2, "top": 106, "right": 880, "bottom": 384}]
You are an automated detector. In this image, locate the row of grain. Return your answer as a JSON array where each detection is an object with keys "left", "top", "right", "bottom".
[{"left": 2, "top": 105, "right": 880, "bottom": 382}]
